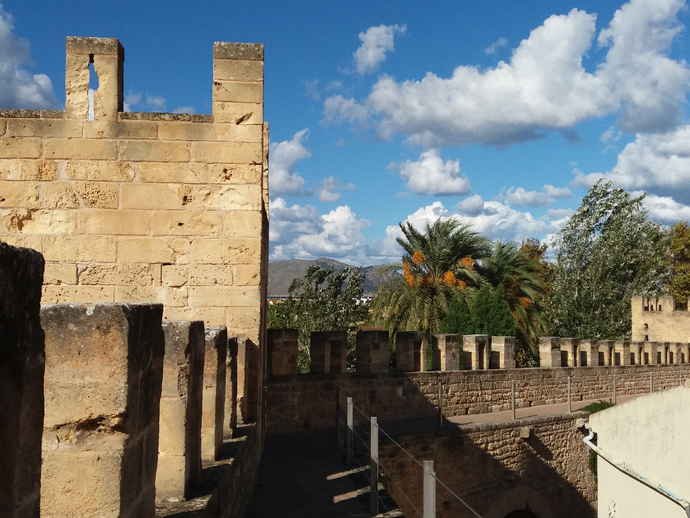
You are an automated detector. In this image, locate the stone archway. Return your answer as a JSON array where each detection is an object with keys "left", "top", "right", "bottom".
[{"left": 483, "top": 486, "right": 555, "bottom": 518}]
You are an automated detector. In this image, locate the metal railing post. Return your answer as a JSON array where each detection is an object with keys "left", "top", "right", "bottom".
[
  {"left": 370, "top": 416, "right": 379, "bottom": 517},
  {"left": 423, "top": 460, "right": 436, "bottom": 518},
  {"left": 511, "top": 380, "right": 516, "bottom": 420},
  {"left": 347, "top": 397, "right": 353, "bottom": 467}
]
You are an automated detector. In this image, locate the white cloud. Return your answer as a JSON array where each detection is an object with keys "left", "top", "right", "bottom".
[
  {"left": 485, "top": 37, "right": 508, "bottom": 55},
  {"left": 324, "top": 0, "right": 690, "bottom": 147},
  {"left": 600, "top": 126, "right": 622, "bottom": 144},
  {"left": 304, "top": 79, "right": 319, "bottom": 101},
  {"left": 146, "top": 95, "right": 166, "bottom": 111},
  {"left": 393, "top": 149, "right": 471, "bottom": 196},
  {"left": 318, "top": 176, "right": 356, "bottom": 202},
  {"left": 573, "top": 125, "right": 690, "bottom": 203},
  {"left": 172, "top": 106, "right": 196, "bottom": 114},
  {"left": 354, "top": 24, "right": 407, "bottom": 74},
  {"left": 504, "top": 184, "right": 572, "bottom": 207},
  {"left": 642, "top": 193, "right": 690, "bottom": 223},
  {"left": 268, "top": 129, "right": 310, "bottom": 198},
  {"left": 0, "top": 5, "right": 57, "bottom": 109},
  {"left": 269, "top": 198, "right": 371, "bottom": 262},
  {"left": 457, "top": 194, "right": 486, "bottom": 216}
]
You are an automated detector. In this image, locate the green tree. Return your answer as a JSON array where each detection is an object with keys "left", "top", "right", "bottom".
[
  {"left": 667, "top": 221, "right": 690, "bottom": 310},
  {"left": 549, "top": 180, "right": 670, "bottom": 340},
  {"left": 439, "top": 296, "right": 472, "bottom": 335},
  {"left": 268, "top": 265, "right": 370, "bottom": 372},
  {"left": 519, "top": 237, "right": 554, "bottom": 295},
  {"left": 469, "top": 284, "right": 494, "bottom": 335},
  {"left": 488, "top": 284, "right": 518, "bottom": 337},
  {"left": 371, "top": 218, "right": 490, "bottom": 335}
]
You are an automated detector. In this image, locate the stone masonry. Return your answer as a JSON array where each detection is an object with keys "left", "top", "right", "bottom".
[
  {"left": 202, "top": 326, "right": 228, "bottom": 462},
  {"left": 0, "top": 243, "right": 45, "bottom": 518},
  {"left": 40, "top": 303, "right": 165, "bottom": 518},
  {"left": 0, "top": 37, "right": 269, "bottom": 418}
]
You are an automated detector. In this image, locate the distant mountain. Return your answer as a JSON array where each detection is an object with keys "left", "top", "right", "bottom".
[{"left": 268, "top": 258, "right": 398, "bottom": 297}]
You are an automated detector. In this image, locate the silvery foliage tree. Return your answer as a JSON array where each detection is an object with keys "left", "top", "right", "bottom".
[
  {"left": 268, "top": 265, "right": 369, "bottom": 372},
  {"left": 549, "top": 180, "right": 669, "bottom": 340}
]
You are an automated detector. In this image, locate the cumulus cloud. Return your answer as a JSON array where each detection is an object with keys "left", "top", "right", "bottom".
[
  {"left": 318, "top": 176, "right": 356, "bottom": 202},
  {"left": 324, "top": 0, "right": 689, "bottom": 147},
  {"left": 269, "top": 198, "right": 371, "bottom": 262},
  {"left": 392, "top": 149, "right": 471, "bottom": 196},
  {"left": 0, "top": 6, "right": 57, "bottom": 109},
  {"left": 573, "top": 125, "right": 690, "bottom": 203},
  {"left": 304, "top": 79, "right": 320, "bottom": 101},
  {"left": 269, "top": 129, "right": 310, "bottom": 198},
  {"left": 354, "top": 24, "right": 407, "bottom": 74},
  {"left": 642, "top": 193, "right": 690, "bottom": 223},
  {"left": 504, "top": 185, "right": 572, "bottom": 207},
  {"left": 485, "top": 37, "right": 508, "bottom": 55}
]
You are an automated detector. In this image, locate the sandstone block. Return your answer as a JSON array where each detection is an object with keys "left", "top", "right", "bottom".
[
  {"left": 189, "top": 264, "right": 233, "bottom": 286},
  {"left": 356, "top": 331, "right": 389, "bottom": 373},
  {"left": 157, "top": 122, "right": 232, "bottom": 142},
  {"left": 0, "top": 159, "right": 58, "bottom": 181},
  {"left": 74, "top": 181, "right": 119, "bottom": 208},
  {"left": 92, "top": 53, "right": 123, "bottom": 121},
  {"left": 396, "top": 331, "right": 427, "bottom": 372},
  {"left": 310, "top": 330, "right": 346, "bottom": 374},
  {"left": 117, "top": 237, "right": 190, "bottom": 264},
  {"left": 7, "top": 119, "right": 82, "bottom": 138},
  {"left": 0, "top": 180, "right": 41, "bottom": 208},
  {"left": 40, "top": 302, "right": 164, "bottom": 518},
  {"left": 157, "top": 321, "right": 205, "bottom": 502},
  {"left": 192, "top": 141, "right": 262, "bottom": 164},
  {"left": 83, "top": 120, "right": 157, "bottom": 139},
  {"left": 119, "top": 140, "right": 190, "bottom": 162},
  {"left": 201, "top": 326, "right": 228, "bottom": 461},
  {"left": 78, "top": 263, "right": 154, "bottom": 286},
  {"left": 224, "top": 211, "right": 263, "bottom": 238},
  {"left": 192, "top": 184, "right": 261, "bottom": 211},
  {"left": 224, "top": 337, "right": 238, "bottom": 436},
  {"left": 232, "top": 124, "right": 263, "bottom": 143},
  {"left": 164, "top": 287, "right": 188, "bottom": 307},
  {"left": 162, "top": 265, "right": 189, "bottom": 287},
  {"left": 64, "top": 53, "right": 90, "bottom": 119},
  {"left": 213, "top": 59, "right": 264, "bottom": 82},
  {"left": 209, "top": 164, "right": 262, "bottom": 184},
  {"left": 79, "top": 209, "right": 151, "bottom": 235},
  {"left": 44, "top": 138, "right": 117, "bottom": 160},
  {"left": 234, "top": 264, "right": 260, "bottom": 285},
  {"left": 66, "top": 160, "right": 134, "bottom": 181},
  {"left": 0, "top": 136, "right": 42, "bottom": 159},
  {"left": 43, "top": 182, "right": 80, "bottom": 209},
  {"left": 44, "top": 235, "right": 116, "bottom": 262},
  {"left": 42, "top": 285, "right": 114, "bottom": 304},
  {"left": 151, "top": 210, "right": 222, "bottom": 237},
  {"left": 224, "top": 306, "right": 260, "bottom": 331},
  {"left": 191, "top": 237, "right": 260, "bottom": 264},
  {"left": 213, "top": 42, "right": 263, "bottom": 61},
  {"left": 44, "top": 263, "right": 78, "bottom": 285},
  {"left": 114, "top": 286, "right": 163, "bottom": 304},
  {"left": 2, "top": 209, "right": 78, "bottom": 235},
  {"left": 0, "top": 243, "right": 45, "bottom": 518},
  {"left": 433, "top": 334, "right": 460, "bottom": 371},
  {"left": 120, "top": 183, "right": 193, "bottom": 210},
  {"left": 189, "top": 285, "right": 260, "bottom": 307},
  {"left": 213, "top": 81, "right": 263, "bottom": 103},
  {"left": 212, "top": 102, "right": 263, "bottom": 125},
  {"left": 163, "top": 306, "right": 225, "bottom": 325},
  {"left": 0, "top": 235, "right": 42, "bottom": 252},
  {"left": 138, "top": 162, "right": 208, "bottom": 184}
]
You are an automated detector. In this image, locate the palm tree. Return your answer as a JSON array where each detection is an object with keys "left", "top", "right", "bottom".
[
  {"left": 371, "top": 219, "right": 490, "bottom": 334},
  {"left": 476, "top": 241, "right": 547, "bottom": 353}
]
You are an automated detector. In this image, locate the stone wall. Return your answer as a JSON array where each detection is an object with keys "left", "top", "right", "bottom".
[
  {"left": 379, "top": 414, "right": 595, "bottom": 518},
  {"left": 265, "top": 364, "right": 690, "bottom": 434},
  {"left": 631, "top": 295, "right": 690, "bottom": 342},
  {"left": 0, "top": 243, "right": 45, "bottom": 518},
  {"left": 0, "top": 36, "right": 268, "bottom": 349}
]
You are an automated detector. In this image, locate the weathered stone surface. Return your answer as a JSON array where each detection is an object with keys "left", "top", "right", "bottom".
[
  {"left": 309, "top": 330, "right": 346, "bottom": 374},
  {"left": 433, "top": 334, "right": 460, "bottom": 371},
  {"left": 213, "top": 42, "right": 264, "bottom": 61},
  {"left": 225, "top": 336, "right": 239, "bottom": 437},
  {"left": 539, "top": 336, "right": 561, "bottom": 368},
  {"left": 268, "top": 328, "right": 299, "bottom": 376},
  {"left": 40, "top": 302, "right": 164, "bottom": 518},
  {"left": 201, "top": 326, "right": 227, "bottom": 461},
  {"left": 396, "top": 331, "right": 427, "bottom": 372},
  {"left": 356, "top": 331, "right": 389, "bottom": 373},
  {"left": 0, "top": 242, "right": 45, "bottom": 518},
  {"left": 157, "top": 320, "right": 205, "bottom": 502}
]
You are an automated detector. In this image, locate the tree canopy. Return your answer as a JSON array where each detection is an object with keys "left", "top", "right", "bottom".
[
  {"left": 549, "top": 180, "right": 669, "bottom": 340},
  {"left": 666, "top": 221, "right": 690, "bottom": 310}
]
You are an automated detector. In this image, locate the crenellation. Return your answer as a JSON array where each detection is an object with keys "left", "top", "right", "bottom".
[
  {"left": 213, "top": 42, "right": 264, "bottom": 61},
  {"left": 212, "top": 101, "right": 264, "bottom": 125}
]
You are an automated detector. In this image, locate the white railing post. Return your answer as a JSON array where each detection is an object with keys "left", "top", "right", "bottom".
[
  {"left": 370, "top": 416, "right": 379, "bottom": 517},
  {"left": 423, "top": 460, "right": 436, "bottom": 518},
  {"left": 347, "top": 397, "right": 353, "bottom": 467}
]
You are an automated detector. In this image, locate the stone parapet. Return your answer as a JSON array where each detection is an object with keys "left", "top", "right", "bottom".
[
  {"left": 464, "top": 334, "right": 490, "bottom": 370},
  {"left": 614, "top": 341, "right": 631, "bottom": 366},
  {"left": 157, "top": 321, "right": 205, "bottom": 502},
  {"left": 395, "top": 331, "right": 427, "bottom": 372},
  {"left": 579, "top": 340, "right": 600, "bottom": 367},
  {"left": 491, "top": 336, "right": 516, "bottom": 369},
  {"left": 559, "top": 338, "right": 580, "bottom": 367},
  {"left": 310, "top": 330, "right": 347, "bottom": 374},
  {"left": 267, "top": 328, "right": 298, "bottom": 376},
  {"left": 201, "top": 326, "right": 227, "bottom": 462},
  {"left": 40, "top": 303, "right": 164, "bottom": 518},
  {"left": 355, "top": 331, "right": 389, "bottom": 373},
  {"left": 0, "top": 243, "right": 45, "bottom": 518},
  {"left": 539, "top": 337, "right": 561, "bottom": 368},
  {"left": 433, "top": 334, "right": 460, "bottom": 371},
  {"left": 225, "top": 336, "right": 238, "bottom": 437}
]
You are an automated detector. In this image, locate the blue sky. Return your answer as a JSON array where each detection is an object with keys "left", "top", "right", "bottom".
[{"left": 2, "top": 0, "right": 690, "bottom": 265}]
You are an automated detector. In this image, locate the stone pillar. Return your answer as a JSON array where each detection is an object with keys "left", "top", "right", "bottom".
[
  {"left": 212, "top": 42, "right": 264, "bottom": 124},
  {"left": 267, "top": 328, "right": 298, "bottom": 376},
  {"left": 599, "top": 340, "right": 614, "bottom": 366},
  {"left": 433, "top": 334, "right": 460, "bottom": 371},
  {"left": 65, "top": 37, "right": 124, "bottom": 120},
  {"left": 40, "top": 303, "right": 164, "bottom": 518},
  {"left": 464, "top": 335, "right": 490, "bottom": 370},
  {"left": 355, "top": 331, "right": 389, "bottom": 373},
  {"left": 681, "top": 343, "right": 690, "bottom": 364},
  {"left": 310, "top": 330, "right": 347, "bottom": 374},
  {"left": 491, "top": 336, "right": 516, "bottom": 369},
  {"left": 539, "top": 337, "right": 561, "bottom": 368},
  {"left": 659, "top": 341, "right": 670, "bottom": 364},
  {"left": 671, "top": 342, "right": 682, "bottom": 365},
  {"left": 630, "top": 341, "right": 644, "bottom": 365},
  {"left": 224, "top": 337, "right": 238, "bottom": 438},
  {"left": 614, "top": 341, "right": 631, "bottom": 366},
  {"left": 580, "top": 340, "right": 600, "bottom": 367},
  {"left": 201, "top": 327, "right": 227, "bottom": 462},
  {"left": 395, "top": 331, "right": 428, "bottom": 372},
  {"left": 559, "top": 338, "right": 579, "bottom": 367},
  {"left": 643, "top": 341, "right": 658, "bottom": 365},
  {"left": 157, "top": 321, "right": 205, "bottom": 503},
  {"left": 240, "top": 338, "right": 260, "bottom": 423},
  {"left": 0, "top": 243, "right": 45, "bottom": 518}
]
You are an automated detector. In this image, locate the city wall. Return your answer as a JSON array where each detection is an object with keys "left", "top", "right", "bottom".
[{"left": 631, "top": 295, "right": 690, "bottom": 342}]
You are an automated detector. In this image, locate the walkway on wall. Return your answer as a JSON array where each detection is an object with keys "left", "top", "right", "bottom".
[{"left": 248, "top": 430, "right": 401, "bottom": 518}]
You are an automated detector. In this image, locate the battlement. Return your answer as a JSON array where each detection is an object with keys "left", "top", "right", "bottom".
[{"left": 631, "top": 295, "right": 690, "bottom": 342}]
